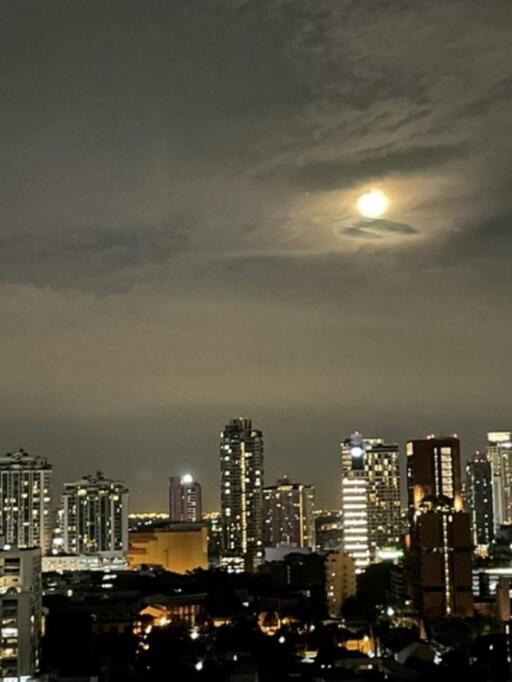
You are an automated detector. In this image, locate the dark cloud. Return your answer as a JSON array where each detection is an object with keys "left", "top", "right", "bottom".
[
  {"left": 343, "top": 226, "right": 383, "bottom": 240},
  {"left": 342, "top": 219, "right": 418, "bottom": 239},
  {"left": 283, "top": 144, "right": 464, "bottom": 192},
  {"left": 417, "top": 212, "right": 512, "bottom": 287},
  {"left": 0, "top": 224, "right": 190, "bottom": 290}
]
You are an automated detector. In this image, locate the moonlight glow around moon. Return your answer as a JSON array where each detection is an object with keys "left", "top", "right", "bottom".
[{"left": 357, "top": 190, "right": 388, "bottom": 218}]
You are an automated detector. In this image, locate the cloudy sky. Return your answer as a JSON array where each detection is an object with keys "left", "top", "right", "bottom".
[{"left": 1, "top": 0, "right": 511, "bottom": 510}]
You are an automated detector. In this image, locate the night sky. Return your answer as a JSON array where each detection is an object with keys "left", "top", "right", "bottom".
[{"left": 1, "top": 1, "right": 511, "bottom": 511}]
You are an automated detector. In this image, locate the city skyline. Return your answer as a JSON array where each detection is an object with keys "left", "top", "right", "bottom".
[
  {"left": 1, "top": 3, "right": 511, "bottom": 678},
  {"left": 0, "top": 2, "right": 511, "bottom": 513},
  {"left": 0, "top": 422, "right": 508, "bottom": 514}
]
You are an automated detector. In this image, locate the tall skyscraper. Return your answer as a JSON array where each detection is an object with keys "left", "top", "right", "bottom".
[
  {"left": 487, "top": 431, "right": 512, "bottom": 531},
  {"left": 203, "top": 511, "right": 223, "bottom": 566},
  {"left": 340, "top": 432, "right": 401, "bottom": 569},
  {"left": 364, "top": 438, "right": 401, "bottom": 556},
  {"left": 465, "top": 450, "right": 494, "bottom": 546},
  {"left": 340, "top": 433, "right": 370, "bottom": 571},
  {"left": 220, "top": 417, "right": 264, "bottom": 568},
  {"left": 61, "top": 471, "right": 129, "bottom": 556},
  {"left": 0, "top": 449, "right": 52, "bottom": 553},
  {"left": 0, "top": 547, "right": 43, "bottom": 680},
  {"left": 169, "top": 474, "right": 202, "bottom": 522},
  {"left": 406, "top": 436, "right": 473, "bottom": 618},
  {"left": 263, "top": 475, "right": 315, "bottom": 550}
]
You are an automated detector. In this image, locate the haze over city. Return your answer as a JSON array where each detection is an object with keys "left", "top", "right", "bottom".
[{"left": 1, "top": 1, "right": 511, "bottom": 510}]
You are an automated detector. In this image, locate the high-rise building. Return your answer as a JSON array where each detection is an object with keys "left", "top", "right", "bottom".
[
  {"left": 465, "top": 450, "right": 494, "bottom": 547},
  {"left": 487, "top": 431, "right": 512, "bottom": 531},
  {"left": 203, "top": 511, "right": 223, "bottom": 566},
  {"left": 364, "top": 439, "right": 401, "bottom": 556},
  {"left": 61, "top": 471, "right": 129, "bottom": 557},
  {"left": 406, "top": 436, "right": 473, "bottom": 618},
  {"left": 314, "top": 509, "right": 343, "bottom": 554},
  {"left": 0, "top": 547, "right": 42, "bottom": 680},
  {"left": 340, "top": 432, "right": 401, "bottom": 569},
  {"left": 169, "top": 474, "right": 202, "bottom": 522},
  {"left": 220, "top": 417, "right": 264, "bottom": 568},
  {"left": 0, "top": 449, "right": 52, "bottom": 553},
  {"left": 263, "top": 475, "right": 315, "bottom": 550},
  {"left": 325, "top": 551, "right": 357, "bottom": 618},
  {"left": 341, "top": 433, "right": 370, "bottom": 571}
]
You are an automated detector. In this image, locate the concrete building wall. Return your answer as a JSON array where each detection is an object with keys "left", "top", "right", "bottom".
[
  {"left": 325, "top": 551, "right": 356, "bottom": 618},
  {"left": 128, "top": 524, "right": 208, "bottom": 573}
]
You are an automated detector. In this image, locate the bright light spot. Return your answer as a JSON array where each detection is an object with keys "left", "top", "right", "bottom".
[
  {"left": 181, "top": 474, "right": 194, "bottom": 485},
  {"left": 357, "top": 190, "right": 388, "bottom": 218},
  {"left": 190, "top": 628, "right": 200, "bottom": 640},
  {"left": 377, "top": 549, "right": 404, "bottom": 560},
  {"left": 278, "top": 635, "right": 286, "bottom": 644},
  {"left": 195, "top": 660, "right": 204, "bottom": 671},
  {"left": 350, "top": 446, "right": 364, "bottom": 458}
]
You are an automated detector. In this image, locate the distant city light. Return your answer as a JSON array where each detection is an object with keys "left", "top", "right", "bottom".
[{"left": 377, "top": 549, "right": 404, "bottom": 561}]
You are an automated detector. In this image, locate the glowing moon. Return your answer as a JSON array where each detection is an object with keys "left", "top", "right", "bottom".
[{"left": 357, "top": 190, "right": 388, "bottom": 218}]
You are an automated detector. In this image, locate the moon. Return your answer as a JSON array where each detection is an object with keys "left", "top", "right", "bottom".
[{"left": 357, "top": 190, "right": 388, "bottom": 218}]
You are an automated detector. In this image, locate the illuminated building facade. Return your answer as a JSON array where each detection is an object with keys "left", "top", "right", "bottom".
[
  {"left": 314, "top": 509, "right": 343, "bottom": 553},
  {"left": 203, "top": 511, "right": 223, "bottom": 565},
  {"left": 42, "top": 553, "right": 127, "bottom": 573},
  {"left": 325, "top": 551, "right": 356, "bottom": 618},
  {"left": 341, "top": 433, "right": 370, "bottom": 570},
  {"left": 137, "top": 595, "right": 205, "bottom": 630},
  {"left": 220, "top": 417, "right": 264, "bottom": 568},
  {"left": 0, "top": 547, "right": 42, "bottom": 680},
  {"left": 364, "top": 439, "right": 401, "bottom": 555},
  {"left": 0, "top": 449, "right": 52, "bottom": 553},
  {"left": 263, "top": 476, "right": 315, "bottom": 550},
  {"left": 487, "top": 431, "right": 512, "bottom": 531},
  {"left": 128, "top": 522, "right": 208, "bottom": 573},
  {"left": 465, "top": 450, "right": 494, "bottom": 546},
  {"left": 407, "top": 436, "right": 473, "bottom": 617},
  {"left": 340, "top": 433, "right": 401, "bottom": 569},
  {"left": 61, "top": 471, "right": 129, "bottom": 556},
  {"left": 169, "top": 474, "right": 202, "bottom": 522}
]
